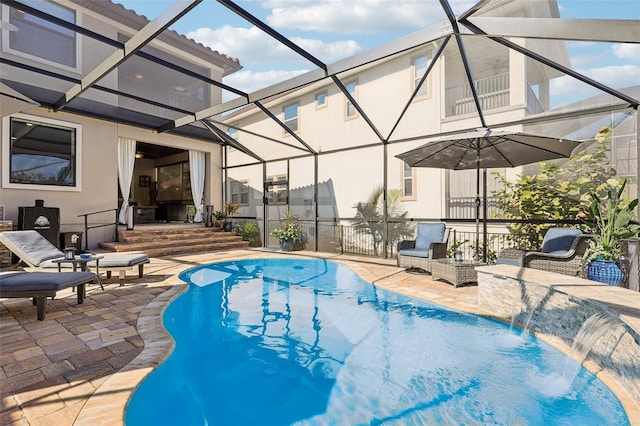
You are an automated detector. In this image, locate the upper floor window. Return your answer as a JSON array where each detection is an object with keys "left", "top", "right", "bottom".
[
  {"left": 316, "top": 91, "right": 327, "bottom": 109},
  {"left": 345, "top": 80, "right": 358, "bottom": 119},
  {"left": 228, "top": 127, "right": 238, "bottom": 140},
  {"left": 3, "top": 1, "right": 78, "bottom": 70},
  {"left": 283, "top": 103, "right": 299, "bottom": 133},
  {"left": 2, "top": 114, "right": 82, "bottom": 191},
  {"left": 231, "top": 179, "right": 249, "bottom": 205},
  {"left": 412, "top": 53, "right": 432, "bottom": 99},
  {"left": 402, "top": 162, "right": 415, "bottom": 198}
]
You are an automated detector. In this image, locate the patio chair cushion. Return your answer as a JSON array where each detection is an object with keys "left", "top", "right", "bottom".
[
  {"left": 397, "top": 249, "right": 431, "bottom": 258},
  {"left": 414, "top": 223, "right": 447, "bottom": 251},
  {"left": 88, "top": 253, "right": 148, "bottom": 268},
  {"left": 1, "top": 230, "right": 64, "bottom": 266},
  {"left": 540, "top": 227, "right": 582, "bottom": 254},
  {"left": 0, "top": 270, "right": 95, "bottom": 292}
]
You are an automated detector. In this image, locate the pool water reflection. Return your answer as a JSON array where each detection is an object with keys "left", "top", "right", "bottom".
[{"left": 126, "top": 258, "right": 629, "bottom": 425}]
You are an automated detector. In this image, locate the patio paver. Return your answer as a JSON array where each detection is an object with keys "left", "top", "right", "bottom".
[{"left": 1, "top": 249, "right": 638, "bottom": 425}]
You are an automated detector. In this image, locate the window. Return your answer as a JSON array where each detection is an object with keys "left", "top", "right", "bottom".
[
  {"left": 265, "top": 175, "right": 288, "bottom": 205},
  {"left": 228, "top": 127, "right": 238, "bottom": 140},
  {"left": 283, "top": 103, "right": 299, "bottom": 133},
  {"left": 231, "top": 180, "right": 249, "bottom": 205},
  {"left": 345, "top": 80, "right": 358, "bottom": 118},
  {"left": 412, "top": 53, "right": 432, "bottom": 99},
  {"left": 2, "top": 114, "right": 82, "bottom": 191},
  {"left": 157, "top": 162, "right": 192, "bottom": 202},
  {"left": 402, "top": 162, "right": 415, "bottom": 199},
  {"left": 3, "top": 1, "right": 78, "bottom": 70},
  {"left": 316, "top": 91, "right": 327, "bottom": 109}
]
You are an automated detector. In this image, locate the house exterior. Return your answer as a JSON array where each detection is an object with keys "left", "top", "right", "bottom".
[
  {"left": 0, "top": 0, "right": 241, "bottom": 246},
  {"left": 221, "top": 0, "right": 570, "bottom": 242},
  {"left": 1, "top": 0, "right": 636, "bottom": 255}
]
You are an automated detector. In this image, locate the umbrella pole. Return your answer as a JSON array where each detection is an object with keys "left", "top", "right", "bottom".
[{"left": 483, "top": 168, "right": 488, "bottom": 263}]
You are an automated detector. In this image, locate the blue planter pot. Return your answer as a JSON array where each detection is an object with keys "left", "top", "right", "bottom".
[
  {"left": 279, "top": 239, "right": 294, "bottom": 251},
  {"left": 587, "top": 260, "right": 624, "bottom": 286}
]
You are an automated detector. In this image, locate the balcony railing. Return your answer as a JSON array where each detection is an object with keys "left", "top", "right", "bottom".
[
  {"left": 447, "top": 196, "right": 500, "bottom": 220},
  {"left": 446, "top": 73, "right": 510, "bottom": 117},
  {"left": 526, "top": 84, "right": 545, "bottom": 115}
]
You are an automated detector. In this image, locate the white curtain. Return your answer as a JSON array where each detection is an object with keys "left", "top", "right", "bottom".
[
  {"left": 189, "top": 150, "right": 205, "bottom": 222},
  {"left": 118, "top": 137, "right": 137, "bottom": 224}
]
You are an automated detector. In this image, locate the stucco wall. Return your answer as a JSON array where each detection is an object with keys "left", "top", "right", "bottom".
[{"left": 0, "top": 107, "right": 223, "bottom": 248}]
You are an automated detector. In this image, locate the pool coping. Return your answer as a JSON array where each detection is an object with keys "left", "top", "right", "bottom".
[{"left": 73, "top": 251, "right": 640, "bottom": 425}]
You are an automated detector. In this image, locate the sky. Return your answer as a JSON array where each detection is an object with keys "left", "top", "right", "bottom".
[{"left": 116, "top": 0, "right": 640, "bottom": 104}]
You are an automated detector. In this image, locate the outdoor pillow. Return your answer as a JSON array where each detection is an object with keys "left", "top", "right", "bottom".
[
  {"left": 540, "top": 227, "right": 582, "bottom": 254},
  {"left": 414, "top": 223, "right": 446, "bottom": 251}
]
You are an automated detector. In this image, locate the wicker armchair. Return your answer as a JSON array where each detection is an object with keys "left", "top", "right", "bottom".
[
  {"left": 397, "top": 223, "right": 449, "bottom": 273},
  {"left": 497, "top": 229, "right": 591, "bottom": 277}
]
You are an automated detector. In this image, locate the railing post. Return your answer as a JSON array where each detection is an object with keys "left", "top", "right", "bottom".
[{"left": 83, "top": 214, "right": 89, "bottom": 250}]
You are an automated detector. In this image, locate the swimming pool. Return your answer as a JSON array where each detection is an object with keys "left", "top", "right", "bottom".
[{"left": 126, "top": 258, "right": 629, "bottom": 425}]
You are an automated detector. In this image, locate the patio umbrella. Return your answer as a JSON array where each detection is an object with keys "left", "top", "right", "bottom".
[{"left": 396, "top": 128, "right": 582, "bottom": 261}]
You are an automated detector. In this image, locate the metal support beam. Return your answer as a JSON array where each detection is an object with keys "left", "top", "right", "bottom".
[
  {"left": 164, "top": 22, "right": 453, "bottom": 129},
  {"left": 383, "top": 144, "right": 389, "bottom": 259},
  {"left": 386, "top": 36, "right": 451, "bottom": 141},
  {"left": 314, "top": 154, "right": 319, "bottom": 252},
  {"left": 201, "top": 120, "right": 265, "bottom": 162},
  {"left": 461, "top": 21, "right": 640, "bottom": 108},
  {"left": 466, "top": 18, "right": 640, "bottom": 43},
  {"left": 331, "top": 75, "right": 386, "bottom": 142},
  {"left": 53, "top": 0, "right": 202, "bottom": 111},
  {"left": 440, "top": 0, "right": 487, "bottom": 128},
  {"left": 255, "top": 101, "right": 317, "bottom": 154},
  {"left": 218, "top": 0, "right": 327, "bottom": 71},
  {"left": 208, "top": 119, "right": 310, "bottom": 153}
]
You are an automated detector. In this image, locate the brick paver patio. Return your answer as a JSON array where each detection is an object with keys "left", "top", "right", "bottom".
[{"left": 1, "top": 249, "right": 638, "bottom": 425}]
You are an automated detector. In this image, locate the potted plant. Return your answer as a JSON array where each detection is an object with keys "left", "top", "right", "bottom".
[
  {"left": 223, "top": 201, "right": 240, "bottom": 232},
  {"left": 270, "top": 210, "right": 307, "bottom": 251},
  {"left": 447, "top": 239, "right": 469, "bottom": 262},
  {"left": 213, "top": 210, "right": 226, "bottom": 228},
  {"left": 235, "top": 222, "right": 261, "bottom": 247},
  {"left": 582, "top": 179, "right": 640, "bottom": 285}
]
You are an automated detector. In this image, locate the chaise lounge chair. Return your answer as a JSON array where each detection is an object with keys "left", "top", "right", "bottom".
[
  {"left": 0, "top": 270, "right": 96, "bottom": 320},
  {"left": 397, "top": 222, "right": 449, "bottom": 273},
  {"left": 0, "top": 230, "right": 149, "bottom": 286},
  {"left": 496, "top": 227, "right": 591, "bottom": 277}
]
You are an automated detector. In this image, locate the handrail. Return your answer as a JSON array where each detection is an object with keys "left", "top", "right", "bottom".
[{"left": 77, "top": 208, "right": 120, "bottom": 249}]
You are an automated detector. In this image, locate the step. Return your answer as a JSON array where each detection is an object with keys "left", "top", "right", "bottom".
[
  {"left": 97, "top": 224, "right": 250, "bottom": 257},
  {"left": 116, "top": 232, "right": 242, "bottom": 246}
]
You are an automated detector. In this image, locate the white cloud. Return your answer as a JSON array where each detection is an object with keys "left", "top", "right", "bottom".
[
  {"left": 187, "top": 25, "right": 361, "bottom": 65},
  {"left": 223, "top": 69, "right": 310, "bottom": 95},
  {"left": 263, "top": 0, "right": 462, "bottom": 34},
  {"left": 550, "top": 65, "right": 640, "bottom": 99},
  {"left": 612, "top": 43, "right": 640, "bottom": 60}
]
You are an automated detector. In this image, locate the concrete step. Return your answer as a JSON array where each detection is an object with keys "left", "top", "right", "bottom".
[{"left": 97, "top": 225, "right": 250, "bottom": 257}]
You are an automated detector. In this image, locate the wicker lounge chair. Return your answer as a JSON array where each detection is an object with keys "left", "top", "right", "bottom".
[
  {"left": 0, "top": 230, "right": 149, "bottom": 285},
  {"left": 397, "top": 222, "right": 449, "bottom": 273},
  {"left": 496, "top": 227, "right": 591, "bottom": 277},
  {"left": 0, "top": 270, "right": 96, "bottom": 320}
]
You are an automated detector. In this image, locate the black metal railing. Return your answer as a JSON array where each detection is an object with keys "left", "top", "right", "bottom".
[{"left": 77, "top": 208, "right": 120, "bottom": 250}]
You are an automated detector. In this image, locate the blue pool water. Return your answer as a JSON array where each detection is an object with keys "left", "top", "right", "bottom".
[{"left": 126, "top": 258, "right": 629, "bottom": 425}]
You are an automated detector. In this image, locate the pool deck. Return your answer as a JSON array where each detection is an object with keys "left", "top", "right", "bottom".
[{"left": 1, "top": 249, "right": 639, "bottom": 425}]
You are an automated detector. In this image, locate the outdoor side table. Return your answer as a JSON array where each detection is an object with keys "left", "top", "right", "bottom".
[
  {"left": 53, "top": 255, "right": 104, "bottom": 290},
  {"left": 432, "top": 258, "right": 485, "bottom": 288}
]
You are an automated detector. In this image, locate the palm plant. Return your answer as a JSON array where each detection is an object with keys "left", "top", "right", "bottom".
[
  {"left": 353, "top": 185, "right": 413, "bottom": 257},
  {"left": 583, "top": 178, "right": 640, "bottom": 262}
]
